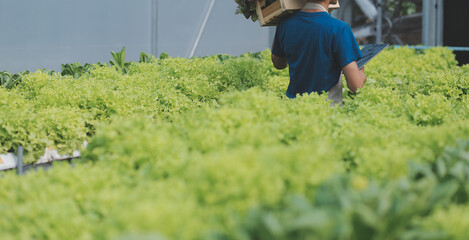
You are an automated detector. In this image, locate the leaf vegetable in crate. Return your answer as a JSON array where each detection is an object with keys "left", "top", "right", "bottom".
[{"left": 234, "top": 0, "right": 259, "bottom": 21}]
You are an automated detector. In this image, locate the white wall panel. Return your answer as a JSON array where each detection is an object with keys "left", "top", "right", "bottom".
[
  {"left": 0, "top": 0, "right": 152, "bottom": 72},
  {"left": 0, "top": 0, "right": 272, "bottom": 72}
]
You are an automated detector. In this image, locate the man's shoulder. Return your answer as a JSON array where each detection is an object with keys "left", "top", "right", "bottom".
[
  {"left": 320, "top": 16, "right": 353, "bottom": 38},
  {"left": 322, "top": 15, "right": 350, "bottom": 29},
  {"left": 280, "top": 12, "right": 350, "bottom": 30},
  {"left": 278, "top": 12, "right": 302, "bottom": 26}
]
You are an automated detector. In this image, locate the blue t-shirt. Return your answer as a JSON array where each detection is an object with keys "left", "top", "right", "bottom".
[{"left": 272, "top": 11, "right": 362, "bottom": 98}]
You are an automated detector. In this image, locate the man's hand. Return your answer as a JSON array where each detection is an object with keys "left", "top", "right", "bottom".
[
  {"left": 271, "top": 53, "right": 287, "bottom": 70},
  {"left": 342, "top": 61, "right": 366, "bottom": 93}
]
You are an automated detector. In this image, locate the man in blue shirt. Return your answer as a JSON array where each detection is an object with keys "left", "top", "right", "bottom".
[{"left": 271, "top": 0, "right": 366, "bottom": 104}]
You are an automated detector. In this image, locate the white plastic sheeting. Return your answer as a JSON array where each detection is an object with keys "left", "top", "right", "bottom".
[
  {"left": 156, "top": 0, "right": 273, "bottom": 58},
  {"left": 0, "top": 0, "right": 273, "bottom": 72},
  {"left": 0, "top": 153, "right": 17, "bottom": 171}
]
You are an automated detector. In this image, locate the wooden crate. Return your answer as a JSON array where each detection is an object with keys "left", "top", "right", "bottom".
[{"left": 256, "top": 0, "right": 340, "bottom": 26}]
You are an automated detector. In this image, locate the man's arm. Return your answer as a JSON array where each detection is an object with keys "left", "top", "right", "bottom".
[
  {"left": 271, "top": 53, "right": 287, "bottom": 70},
  {"left": 271, "top": 29, "right": 287, "bottom": 70},
  {"left": 342, "top": 61, "right": 366, "bottom": 93}
]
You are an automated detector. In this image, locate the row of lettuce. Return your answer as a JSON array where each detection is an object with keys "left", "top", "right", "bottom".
[
  {"left": 0, "top": 49, "right": 272, "bottom": 162},
  {"left": 0, "top": 47, "right": 469, "bottom": 239}
]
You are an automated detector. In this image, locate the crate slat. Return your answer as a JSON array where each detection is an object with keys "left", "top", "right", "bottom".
[{"left": 257, "top": 0, "right": 340, "bottom": 26}]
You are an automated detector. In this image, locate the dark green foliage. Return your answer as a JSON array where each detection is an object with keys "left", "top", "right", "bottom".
[
  {"left": 234, "top": 0, "right": 259, "bottom": 21},
  {"left": 61, "top": 62, "right": 92, "bottom": 79},
  {"left": 139, "top": 52, "right": 156, "bottom": 63},
  {"left": 159, "top": 52, "right": 169, "bottom": 60},
  {"left": 110, "top": 47, "right": 131, "bottom": 74},
  {"left": 0, "top": 71, "right": 25, "bottom": 89}
]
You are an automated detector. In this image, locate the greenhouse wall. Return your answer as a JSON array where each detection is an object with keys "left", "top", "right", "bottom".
[{"left": 0, "top": 0, "right": 273, "bottom": 73}]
